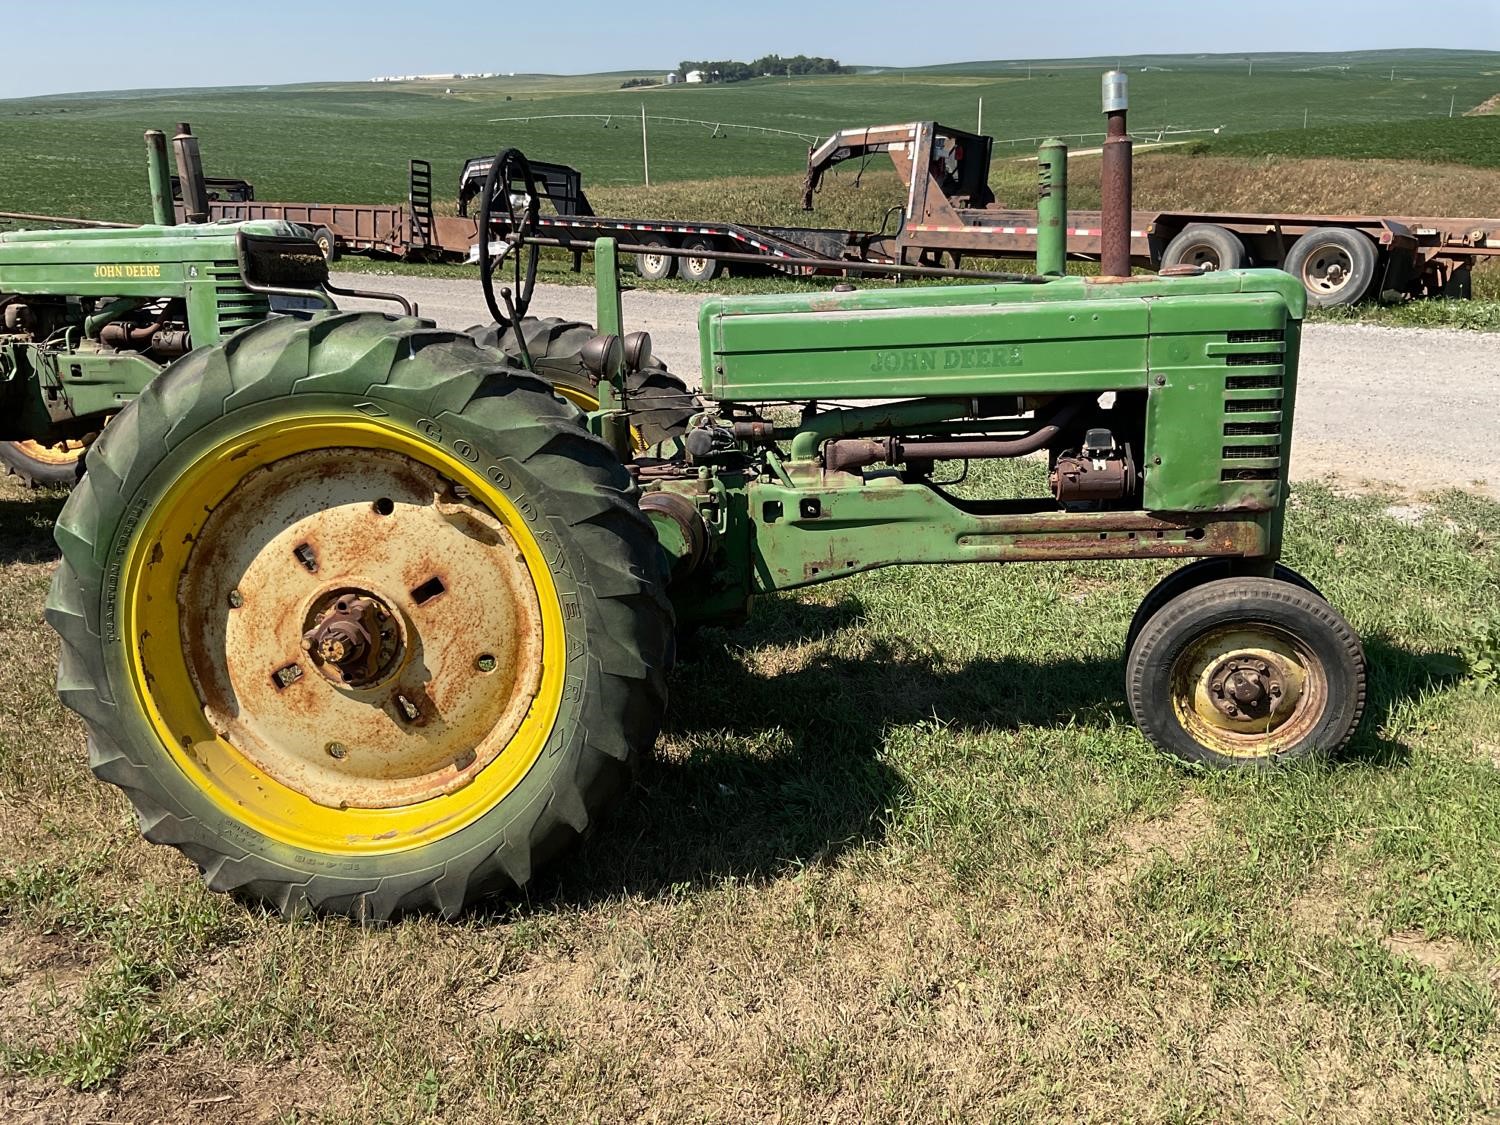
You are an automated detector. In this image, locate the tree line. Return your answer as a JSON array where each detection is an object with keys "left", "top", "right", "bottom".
[{"left": 674, "top": 55, "right": 852, "bottom": 82}]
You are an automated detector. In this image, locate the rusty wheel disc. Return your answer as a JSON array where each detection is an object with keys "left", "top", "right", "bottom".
[
  {"left": 178, "top": 447, "right": 546, "bottom": 811},
  {"left": 1169, "top": 625, "right": 1326, "bottom": 760},
  {"left": 1299, "top": 245, "right": 1354, "bottom": 298}
]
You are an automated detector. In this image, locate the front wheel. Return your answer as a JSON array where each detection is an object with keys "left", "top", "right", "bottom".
[
  {"left": 0, "top": 438, "right": 87, "bottom": 487},
  {"left": 1126, "top": 578, "right": 1365, "bottom": 770},
  {"left": 46, "top": 312, "right": 673, "bottom": 919}
]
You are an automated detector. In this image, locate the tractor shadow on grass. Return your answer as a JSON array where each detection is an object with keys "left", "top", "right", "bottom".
[
  {"left": 518, "top": 600, "right": 1455, "bottom": 913},
  {"left": 0, "top": 489, "right": 66, "bottom": 565}
]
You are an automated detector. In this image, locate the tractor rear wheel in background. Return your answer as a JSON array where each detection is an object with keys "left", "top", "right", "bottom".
[
  {"left": 46, "top": 312, "right": 673, "bottom": 920},
  {"left": 468, "top": 316, "right": 700, "bottom": 446},
  {"left": 1284, "top": 227, "right": 1378, "bottom": 307},
  {"left": 679, "top": 239, "right": 723, "bottom": 283},
  {"left": 0, "top": 438, "right": 87, "bottom": 488},
  {"left": 1126, "top": 577, "right": 1365, "bottom": 770},
  {"left": 634, "top": 239, "right": 676, "bottom": 281},
  {"left": 1160, "top": 224, "right": 1246, "bottom": 272}
]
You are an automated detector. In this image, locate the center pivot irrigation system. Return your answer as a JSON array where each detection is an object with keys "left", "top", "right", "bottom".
[{"left": 1, "top": 74, "right": 1367, "bottom": 920}]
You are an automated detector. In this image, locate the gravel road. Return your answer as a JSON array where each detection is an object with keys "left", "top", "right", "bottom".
[{"left": 334, "top": 273, "right": 1499, "bottom": 496}]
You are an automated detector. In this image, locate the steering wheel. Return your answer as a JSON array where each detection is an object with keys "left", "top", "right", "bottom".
[{"left": 477, "top": 148, "right": 541, "bottom": 333}]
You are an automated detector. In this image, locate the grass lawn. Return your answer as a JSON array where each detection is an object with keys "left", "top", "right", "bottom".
[{"left": 1, "top": 461, "right": 1497, "bottom": 1122}]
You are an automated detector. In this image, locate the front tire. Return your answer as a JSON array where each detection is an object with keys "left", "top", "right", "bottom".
[
  {"left": 1127, "top": 578, "right": 1365, "bottom": 770},
  {"left": 0, "top": 438, "right": 87, "bottom": 488},
  {"left": 46, "top": 312, "right": 672, "bottom": 919}
]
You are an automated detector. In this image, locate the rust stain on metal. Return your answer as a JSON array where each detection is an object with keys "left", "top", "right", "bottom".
[{"left": 176, "top": 448, "right": 547, "bottom": 812}]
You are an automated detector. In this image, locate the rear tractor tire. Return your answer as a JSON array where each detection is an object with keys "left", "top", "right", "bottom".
[
  {"left": 467, "top": 316, "right": 700, "bottom": 447},
  {"left": 1160, "top": 223, "right": 1246, "bottom": 272},
  {"left": 0, "top": 438, "right": 87, "bottom": 488},
  {"left": 46, "top": 312, "right": 673, "bottom": 920},
  {"left": 1126, "top": 577, "right": 1365, "bottom": 770}
]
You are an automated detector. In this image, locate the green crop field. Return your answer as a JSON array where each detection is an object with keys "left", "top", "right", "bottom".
[
  {"left": 3, "top": 48, "right": 1499, "bottom": 223},
  {"left": 1208, "top": 116, "right": 1500, "bottom": 169}
]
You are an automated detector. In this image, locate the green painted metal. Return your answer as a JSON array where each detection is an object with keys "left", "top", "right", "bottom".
[
  {"left": 0, "top": 217, "right": 320, "bottom": 442},
  {"left": 1036, "top": 138, "right": 1067, "bottom": 277},
  {"left": 145, "top": 131, "right": 174, "bottom": 227}
]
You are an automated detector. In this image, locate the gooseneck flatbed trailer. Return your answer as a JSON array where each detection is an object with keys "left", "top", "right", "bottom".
[{"left": 127, "top": 115, "right": 1500, "bottom": 309}]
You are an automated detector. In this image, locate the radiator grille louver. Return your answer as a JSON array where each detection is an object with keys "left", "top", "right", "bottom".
[
  {"left": 1218, "top": 329, "right": 1285, "bottom": 483},
  {"left": 208, "top": 261, "right": 271, "bottom": 337}
]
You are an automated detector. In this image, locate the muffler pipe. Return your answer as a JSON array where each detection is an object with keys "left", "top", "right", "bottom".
[
  {"left": 1100, "top": 70, "right": 1132, "bottom": 278},
  {"left": 173, "top": 122, "right": 210, "bottom": 224}
]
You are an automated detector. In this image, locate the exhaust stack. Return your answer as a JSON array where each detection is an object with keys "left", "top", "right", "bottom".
[
  {"left": 1100, "top": 70, "right": 1133, "bottom": 278},
  {"left": 173, "top": 122, "right": 210, "bottom": 224}
]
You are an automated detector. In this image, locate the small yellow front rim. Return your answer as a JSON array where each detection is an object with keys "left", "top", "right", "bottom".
[
  {"left": 13, "top": 438, "right": 87, "bottom": 466},
  {"left": 121, "top": 414, "right": 566, "bottom": 856},
  {"left": 1170, "top": 626, "right": 1325, "bottom": 760}
]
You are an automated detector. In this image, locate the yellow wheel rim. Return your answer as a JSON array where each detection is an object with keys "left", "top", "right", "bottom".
[
  {"left": 121, "top": 413, "right": 566, "bottom": 855},
  {"left": 13, "top": 438, "right": 87, "bottom": 466},
  {"left": 1169, "top": 626, "right": 1326, "bottom": 760}
]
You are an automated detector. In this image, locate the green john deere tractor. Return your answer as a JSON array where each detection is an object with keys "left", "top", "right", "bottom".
[{"left": 7, "top": 81, "right": 1365, "bottom": 920}]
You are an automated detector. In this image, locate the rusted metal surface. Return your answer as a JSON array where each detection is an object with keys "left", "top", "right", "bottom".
[
  {"left": 1100, "top": 72, "right": 1133, "bottom": 279},
  {"left": 1169, "top": 626, "right": 1322, "bottom": 757},
  {"left": 178, "top": 448, "right": 544, "bottom": 810}
]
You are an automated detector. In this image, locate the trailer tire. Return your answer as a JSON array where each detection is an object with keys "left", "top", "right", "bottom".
[
  {"left": 46, "top": 311, "right": 673, "bottom": 920},
  {"left": 1284, "top": 227, "right": 1377, "bottom": 307},
  {"left": 634, "top": 239, "right": 676, "bottom": 281},
  {"left": 313, "top": 226, "right": 340, "bottom": 264},
  {"left": 1160, "top": 224, "right": 1246, "bottom": 272},
  {"left": 680, "top": 239, "right": 723, "bottom": 283},
  {"left": 467, "top": 316, "right": 700, "bottom": 445}
]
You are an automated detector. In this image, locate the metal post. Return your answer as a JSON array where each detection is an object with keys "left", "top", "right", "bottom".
[
  {"left": 1099, "top": 70, "right": 1132, "bottom": 279},
  {"left": 641, "top": 104, "right": 650, "bottom": 187},
  {"left": 144, "top": 130, "right": 174, "bottom": 226},
  {"left": 1036, "top": 138, "right": 1067, "bottom": 277},
  {"left": 977, "top": 97, "right": 983, "bottom": 136}
]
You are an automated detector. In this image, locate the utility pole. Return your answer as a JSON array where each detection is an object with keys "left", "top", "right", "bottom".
[
  {"left": 1450, "top": 94, "right": 1457, "bottom": 117},
  {"left": 641, "top": 104, "right": 650, "bottom": 187},
  {"left": 1303, "top": 107, "right": 1309, "bottom": 128},
  {"left": 977, "top": 96, "right": 983, "bottom": 136}
]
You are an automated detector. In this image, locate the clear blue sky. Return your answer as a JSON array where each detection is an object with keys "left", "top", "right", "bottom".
[{"left": 3, "top": 0, "right": 1497, "bottom": 99}]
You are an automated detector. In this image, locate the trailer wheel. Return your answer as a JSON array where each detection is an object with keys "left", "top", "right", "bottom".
[
  {"left": 0, "top": 438, "right": 87, "bottom": 488},
  {"left": 634, "top": 239, "right": 676, "bottom": 281},
  {"left": 1284, "top": 228, "right": 1377, "bottom": 307},
  {"left": 313, "top": 226, "right": 340, "bottom": 264},
  {"left": 1125, "top": 559, "right": 1323, "bottom": 658},
  {"left": 1160, "top": 224, "right": 1246, "bottom": 272},
  {"left": 467, "top": 316, "right": 700, "bottom": 446},
  {"left": 680, "top": 239, "right": 723, "bottom": 283},
  {"left": 46, "top": 312, "right": 673, "bottom": 919},
  {"left": 1127, "top": 577, "right": 1364, "bottom": 770}
]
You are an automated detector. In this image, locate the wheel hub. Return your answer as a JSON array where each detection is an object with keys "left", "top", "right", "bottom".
[
  {"left": 1204, "top": 652, "right": 1298, "bottom": 723},
  {"left": 302, "top": 592, "right": 403, "bottom": 688}
]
